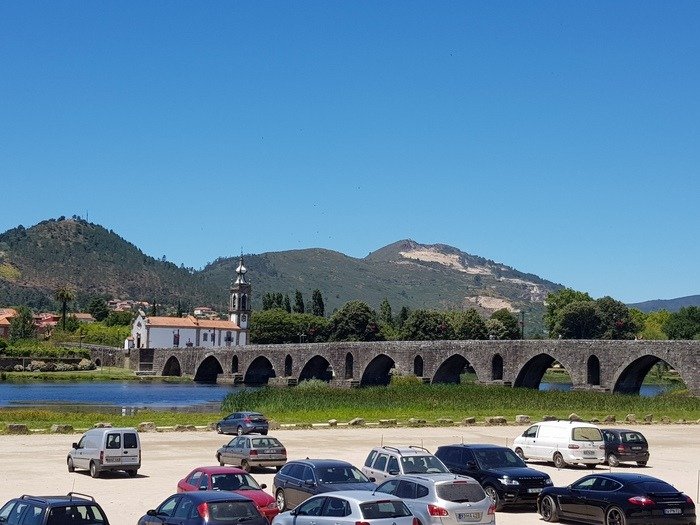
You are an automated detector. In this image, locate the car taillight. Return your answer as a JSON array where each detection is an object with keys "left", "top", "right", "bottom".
[
  {"left": 197, "top": 502, "right": 210, "bottom": 519},
  {"left": 281, "top": 449, "right": 287, "bottom": 455},
  {"left": 250, "top": 449, "right": 259, "bottom": 456},
  {"left": 487, "top": 504, "right": 496, "bottom": 515},
  {"left": 428, "top": 504, "right": 449, "bottom": 516},
  {"left": 685, "top": 496, "right": 694, "bottom": 505},
  {"left": 617, "top": 445, "right": 627, "bottom": 453},
  {"left": 628, "top": 496, "right": 655, "bottom": 507},
  {"left": 244, "top": 417, "right": 252, "bottom": 423},
  {"left": 355, "top": 521, "right": 371, "bottom": 525},
  {"left": 568, "top": 444, "right": 580, "bottom": 449},
  {"left": 412, "top": 518, "right": 421, "bottom": 525}
]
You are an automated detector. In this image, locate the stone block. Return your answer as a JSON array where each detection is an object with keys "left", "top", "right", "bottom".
[
  {"left": 50, "top": 424, "right": 74, "bottom": 434},
  {"left": 463, "top": 417, "right": 476, "bottom": 425},
  {"left": 604, "top": 415, "right": 616, "bottom": 423},
  {"left": 435, "top": 418, "right": 453, "bottom": 426},
  {"left": 515, "top": 415, "right": 531, "bottom": 424},
  {"left": 138, "top": 422, "right": 157, "bottom": 433},
  {"left": 328, "top": 419, "right": 338, "bottom": 427},
  {"left": 661, "top": 416, "right": 671, "bottom": 424},
  {"left": 7, "top": 424, "right": 29, "bottom": 434},
  {"left": 379, "top": 419, "right": 397, "bottom": 427},
  {"left": 268, "top": 420, "right": 281, "bottom": 430},
  {"left": 643, "top": 414, "right": 653, "bottom": 423},
  {"left": 348, "top": 418, "right": 365, "bottom": 426},
  {"left": 408, "top": 418, "right": 426, "bottom": 427},
  {"left": 543, "top": 415, "right": 557, "bottom": 421},
  {"left": 485, "top": 416, "right": 507, "bottom": 426},
  {"left": 625, "top": 414, "right": 637, "bottom": 423},
  {"left": 568, "top": 413, "right": 582, "bottom": 422}
]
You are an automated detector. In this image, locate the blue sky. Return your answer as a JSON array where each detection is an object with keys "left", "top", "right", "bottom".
[{"left": 1, "top": 2, "right": 698, "bottom": 304}]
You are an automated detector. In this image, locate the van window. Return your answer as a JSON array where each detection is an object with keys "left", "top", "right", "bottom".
[
  {"left": 124, "top": 433, "right": 138, "bottom": 449},
  {"left": 364, "top": 451, "right": 378, "bottom": 467},
  {"left": 523, "top": 426, "right": 538, "bottom": 438},
  {"left": 572, "top": 427, "right": 603, "bottom": 441}
]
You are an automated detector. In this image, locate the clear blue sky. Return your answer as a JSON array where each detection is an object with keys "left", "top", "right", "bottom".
[{"left": 1, "top": 2, "right": 698, "bottom": 304}]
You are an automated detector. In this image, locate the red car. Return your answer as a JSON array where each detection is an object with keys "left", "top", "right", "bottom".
[{"left": 177, "top": 466, "right": 279, "bottom": 521}]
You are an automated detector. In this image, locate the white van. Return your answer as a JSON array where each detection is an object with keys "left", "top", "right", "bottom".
[
  {"left": 67, "top": 427, "right": 141, "bottom": 478},
  {"left": 512, "top": 420, "right": 605, "bottom": 468}
]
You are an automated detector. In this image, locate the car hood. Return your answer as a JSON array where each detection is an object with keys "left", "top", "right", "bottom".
[
  {"left": 319, "top": 482, "right": 377, "bottom": 492},
  {"left": 234, "top": 489, "right": 275, "bottom": 507},
  {"left": 484, "top": 466, "right": 549, "bottom": 479}
]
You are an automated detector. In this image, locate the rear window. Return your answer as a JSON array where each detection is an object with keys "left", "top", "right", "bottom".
[
  {"left": 621, "top": 432, "right": 646, "bottom": 444},
  {"left": 48, "top": 505, "right": 107, "bottom": 525},
  {"left": 360, "top": 500, "right": 411, "bottom": 519},
  {"left": 251, "top": 438, "right": 282, "bottom": 448},
  {"left": 124, "top": 433, "right": 138, "bottom": 449},
  {"left": 437, "top": 482, "right": 486, "bottom": 503},
  {"left": 635, "top": 481, "right": 679, "bottom": 494},
  {"left": 572, "top": 427, "right": 603, "bottom": 441},
  {"left": 206, "top": 501, "right": 260, "bottom": 521}
]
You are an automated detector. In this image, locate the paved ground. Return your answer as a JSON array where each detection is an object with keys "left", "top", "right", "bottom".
[{"left": 1, "top": 424, "right": 698, "bottom": 525}]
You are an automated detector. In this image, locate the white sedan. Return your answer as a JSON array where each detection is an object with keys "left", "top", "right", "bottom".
[{"left": 271, "top": 490, "right": 418, "bottom": 525}]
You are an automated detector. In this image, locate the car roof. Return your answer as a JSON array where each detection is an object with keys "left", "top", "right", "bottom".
[
  {"left": 372, "top": 446, "right": 433, "bottom": 456},
  {"left": 176, "top": 491, "right": 255, "bottom": 503},
  {"left": 18, "top": 493, "right": 98, "bottom": 506},
  {"left": 309, "top": 490, "right": 403, "bottom": 503},
  {"left": 582, "top": 473, "right": 664, "bottom": 483},
  {"left": 286, "top": 459, "right": 354, "bottom": 468},
  {"left": 604, "top": 428, "right": 646, "bottom": 434},
  {"left": 384, "top": 473, "right": 478, "bottom": 484},
  {"left": 532, "top": 420, "right": 599, "bottom": 428},
  {"left": 191, "top": 466, "right": 248, "bottom": 475},
  {"left": 438, "top": 444, "right": 510, "bottom": 451}
]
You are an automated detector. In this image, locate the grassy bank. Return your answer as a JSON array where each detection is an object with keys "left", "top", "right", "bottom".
[{"left": 0, "top": 367, "right": 192, "bottom": 382}]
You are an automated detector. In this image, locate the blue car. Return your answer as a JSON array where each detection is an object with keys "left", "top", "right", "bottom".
[
  {"left": 272, "top": 459, "right": 377, "bottom": 511},
  {"left": 216, "top": 412, "right": 269, "bottom": 436},
  {"left": 0, "top": 492, "right": 110, "bottom": 525},
  {"left": 138, "top": 491, "right": 268, "bottom": 525}
]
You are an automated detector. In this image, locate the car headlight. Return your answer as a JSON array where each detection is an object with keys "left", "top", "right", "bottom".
[
  {"left": 498, "top": 476, "right": 520, "bottom": 486},
  {"left": 545, "top": 477, "right": 553, "bottom": 486}
]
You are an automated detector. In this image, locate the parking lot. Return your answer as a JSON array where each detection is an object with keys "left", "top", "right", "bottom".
[{"left": 1, "top": 424, "right": 698, "bottom": 524}]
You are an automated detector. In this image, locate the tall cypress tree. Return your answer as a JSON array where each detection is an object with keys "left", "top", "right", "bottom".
[
  {"left": 294, "top": 290, "right": 305, "bottom": 313},
  {"left": 312, "top": 289, "right": 325, "bottom": 317}
]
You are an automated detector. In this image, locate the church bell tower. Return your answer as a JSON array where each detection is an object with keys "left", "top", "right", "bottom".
[{"left": 229, "top": 256, "right": 251, "bottom": 345}]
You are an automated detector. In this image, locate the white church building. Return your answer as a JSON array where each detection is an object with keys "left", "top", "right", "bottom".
[{"left": 128, "top": 257, "right": 252, "bottom": 349}]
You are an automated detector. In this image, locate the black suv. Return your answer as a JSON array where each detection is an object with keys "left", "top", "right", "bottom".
[
  {"left": 435, "top": 444, "right": 552, "bottom": 510},
  {"left": 272, "top": 459, "right": 376, "bottom": 511},
  {"left": 602, "top": 428, "right": 650, "bottom": 467},
  {"left": 0, "top": 493, "right": 109, "bottom": 525}
]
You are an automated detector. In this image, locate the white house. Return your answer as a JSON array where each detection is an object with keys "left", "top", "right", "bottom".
[{"left": 127, "top": 256, "right": 252, "bottom": 349}]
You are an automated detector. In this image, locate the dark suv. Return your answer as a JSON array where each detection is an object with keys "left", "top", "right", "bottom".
[
  {"left": 602, "top": 428, "right": 650, "bottom": 467},
  {"left": 0, "top": 493, "right": 109, "bottom": 525},
  {"left": 435, "top": 444, "right": 552, "bottom": 510},
  {"left": 272, "top": 459, "right": 376, "bottom": 511}
]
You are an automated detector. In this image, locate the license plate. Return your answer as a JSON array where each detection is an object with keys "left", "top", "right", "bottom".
[
  {"left": 664, "top": 508, "right": 682, "bottom": 515},
  {"left": 263, "top": 449, "right": 279, "bottom": 454},
  {"left": 583, "top": 450, "right": 595, "bottom": 456},
  {"left": 631, "top": 446, "right": 642, "bottom": 450},
  {"left": 104, "top": 456, "right": 121, "bottom": 463},
  {"left": 528, "top": 488, "right": 542, "bottom": 494},
  {"left": 122, "top": 457, "right": 138, "bottom": 463},
  {"left": 457, "top": 512, "right": 481, "bottom": 521}
]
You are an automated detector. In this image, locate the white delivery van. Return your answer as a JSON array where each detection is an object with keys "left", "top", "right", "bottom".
[
  {"left": 67, "top": 427, "right": 141, "bottom": 478},
  {"left": 512, "top": 420, "right": 605, "bottom": 468}
]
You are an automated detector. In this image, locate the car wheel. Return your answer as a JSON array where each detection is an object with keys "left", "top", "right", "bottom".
[
  {"left": 553, "top": 452, "right": 567, "bottom": 469},
  {"left": 484, "top": 486, "right": 503, "bottom": 511},
  {"left": 89, "top": 461, "right": 100, "bottom": 479},
  {"left": 606, "top": 506, "right": 626, "bottom": 525},
  {"left": 540, "top": 495, "right": 559, "bottom": 522},
  {"left": 67, "top": 457, "right": 75, "bottom": 473},
  {"left": 127, "top": 469, "right": 138, "bottom": 477},
  {"left": 515, "top": 447, "right": 526, "bottom": 461},
  {"left": 241, "top": 459, "right": 251, "bottom": 472},
  {"left": 237, "top": 426, "right": 244, "bottom": 436},
  {"left": 636, "top": 461, "right": 647, "bottom": 467},
  {"left": 217, "top": 454, "right": 225, "bottom": 467},
  {"left": 216, "top": 424, "right": 222, "bottom": 434},
  {"left": 607, "top": 453, "right": 620, "bottom": 467},
  {"left": 276, "top": 490, "right": 287, "bottom": 511}
]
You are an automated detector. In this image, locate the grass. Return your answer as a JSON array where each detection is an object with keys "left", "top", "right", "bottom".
[{"left": 0, "top": 367, "right": 191, "bottom": 382}]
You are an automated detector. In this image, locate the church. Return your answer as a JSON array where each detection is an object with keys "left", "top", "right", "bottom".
[{"left": 127, "top": 257, "right": 251, "bottom": 349}]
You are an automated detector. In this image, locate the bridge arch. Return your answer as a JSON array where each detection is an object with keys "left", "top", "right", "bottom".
[
  {"left": 344, "top": 353, "right": 354, "bottom": 380},
  {"left": 514, "top": 353, "right": 556, "bottom": 389},
  {"left": 232, "top": 355, "right": 239, "bottom": 373},
  {"left": 433, "top": 354, "right": 475, "bottom": 384},
  {"left": 414, "top": 355, "right": 424, "bottom": 377},
  {"left": 194, "top": 355, "right": 223, "bottom": 383},
  {"left": 361, "top": 354, "right": 395, "bottom": 386},
  {"left": 284, "top": 355, "right": 293, "bottom": 377},
  {"left": 587, "top": 355, "right": 600, "bottom": 385},
  {"left": 491, "top": 354, "right": 504, "bottom": 380},
  {"left": 299, "top": 355, "right": 333, "bottom": 382},
  {"left": 245, "top": 356, "right": 276, "bottom": 385},
  {"left": 163, "top": 355, "right": 182, "bottom": 376}
]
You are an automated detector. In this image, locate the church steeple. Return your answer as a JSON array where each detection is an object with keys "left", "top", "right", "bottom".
[{"left": 229, "top": 256, "right": 251, "bottom": 345}]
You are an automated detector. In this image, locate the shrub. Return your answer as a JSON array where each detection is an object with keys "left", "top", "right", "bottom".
[
  {"left": 389, "top": 374, "right": 422, "bottom": 387},
  {"left": 296, "top": 379, "right": 331, "bottom": 390}
]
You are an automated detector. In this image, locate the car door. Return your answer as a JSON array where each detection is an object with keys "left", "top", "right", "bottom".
[
  {"left": 293, "top": 497, "right": 327, "bottom": 525},
  {"left": 319, "top": 497, "right": 352, "bottom": 525},
  {"left": 584, "top": 477, "right": 623, "bottom": 523},
  {"left": 395, "top": 480, "right": 421, "bottom": 517},
  {"left": 368, "top": 453, "right": 390, "bottom": 482},
  {"left": 460, "top": 449, "right": 485, "bottom": 483},
  {"left": 122, "top": 431, "right": 140, "bottom": 467},
  {"left": 103, "top": 431, "right": 124, "bottom": 467},
  {"left": 222, "top": 413, "right": 240, "bottom": 434},
  {"left": 73, "top": 435, "right": 89, "bottom": 470},
  {"left": 294, "top": 466, "right": 318, "bottom": 508},
  {"left": 519, "top": 425, "right": 541, "bottom": 459},
  {"left": 279, "top": 464, "right": 306, "bottom": 509},
  {"left": 225, "top": 437, "right": 247, "bottom": 465},
  {"left": 141, "top": 496, "right": 180, "bottom": 525},
  {"left": 558, "top": 477, "right": 597, "bottom": 521}
]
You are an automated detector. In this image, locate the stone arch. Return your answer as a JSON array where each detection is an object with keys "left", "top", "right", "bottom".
[
  {"left": 231, "top": 355, "right": 239, "bottom": 373},
  {"left": 612, "top": 354, "right": 688, "bottom": 395},
  {"left": 344, "top": 353, "right": 354, "bottom": 380},
  {"left": 491, "top": 354, "right": 504, "bottom": 380},
  {"left": 244, "top": 356, "right": 276, "bottom": 385},
  {"left": 194, "top": 355, "right": 223, "bottom": 383},
  {"left": 433, "top": 354, "right": 475, "bottom": 384},
  {"left": 360, "top": 354, "right": 395, "bottom": 386},
  {"left": 299, "top": 355, "right": 333, "bottom": 382},
  {"left": 514, "top": 353, "right": 558, "bottom": 389},
  {"left": 414, "top": 355, "right": 424, "bottom": 377},
  {"left": 284, "top": 355, "right": 293, "bottom": 377},
  {"left": 94, "top": 358, "right": 102, "bottom": 368},
  {"left": 163, "top": 355, "right": 182, "bottom": 376},
  {"left": 587, "top": 355, "right": 600, "bottom": 386}
]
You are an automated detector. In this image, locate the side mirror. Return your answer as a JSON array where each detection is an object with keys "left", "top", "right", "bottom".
[
  {"left": 369, "top": 477, "right": 376, "bottom": 482},
  {"left": 467, "top": 461, "right": 478, "bottom": 469},
  {"left": 304, "top": 479, "right": 316, "bottom": 486},
  {"left": 72, "top": 443, "right": 79, "bottom": 449},
  {"left": 260, "top": 484, "right": 267, "bottom": 489},
  {"left": 146, "top": 510, "right": 158, "bottom": 517}
]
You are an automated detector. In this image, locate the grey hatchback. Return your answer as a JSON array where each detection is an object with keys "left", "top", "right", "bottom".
[
  {"left": 217, "top": 435, "right": 287, "bottom": 472},
  {"left": 216, "top": 412, "right": 269, "bottom": 436}
]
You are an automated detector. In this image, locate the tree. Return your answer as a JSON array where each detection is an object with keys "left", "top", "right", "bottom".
[
  {"left": 595, "top": 296, "right": 638, "bottom": 339},
  {"left": 396, "top": 306, "right": 410, "bottom": 328},
  {"left": 544, "top": 288, "right": 594, "bottom": 337},
  {"left": 400, "top": 310, "right": 455, "bottom": 341},
  {"left": 485, "top": 318, "right": 507, "bottom": 340},
  {"left": 379, "top": 298, "right": 393, "bottom": 327},
  {"left": 88, "top": 297, "right": 109, "bottom": 322},
  {"left": 106, "top": 310, "right": 134, "bottom": 326},
  {"left": 311, "top": 289, "right": 325, "bottom": 317},
  {"left": 326, "top": 301, "right": 383, "bottom": 341},
  {"left": 176, "top": 299, "right": 184, "bottom": 318},
  {"left": 490, "top": 309, "right": 521, "bottom": 339},
  {"left": 553, "top": 301, "right": 602, "bottom": 339},
  {"left": 283, "top": 294, "right": 291, "bottom": 313},
  {"left": 150, "top": 299, "right": 157, "bottom": 316},
  {"left": 9, "top": 306, "right": 36, "bottom": 341},
  {"left": 54, "top": 287, "right": 75, "bottom": 331},
  {"left": 665, "top": 306, "right": 700, "bottom": 340},
  {"left": 638, "top": 310, "right": 670, "bottom": 340},
  {"left": 448, "top": 309, "right": 487, "bottom": 339},
  {"left": 249, "top": 309, "right": 298, "bottom": 344},
  {"left": 293, "top": 290, "right": 305, "bottom": 314}
]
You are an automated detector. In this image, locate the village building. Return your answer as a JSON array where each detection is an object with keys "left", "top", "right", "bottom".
[{"left": 127, "top": 257, "right": 251, "bottom": 349}]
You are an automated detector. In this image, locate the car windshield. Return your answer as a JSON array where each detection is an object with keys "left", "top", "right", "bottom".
[
  {"left": 211, "top": 473, "right": 261, "bottom": 491},
  {"left": 360, "top": 500, "right": 411, "bottom": 519},
  {"left": 47, "top": 505, "right": 107, "bottom": 525},
  {"left": 474, "top": 448, "right": 526, "bottom": 469},
  {"left": 316, "top": 466, "right": 370, "bottom": 484},
  {"left": 401, "top": 455, "right": 448, "bottom": 474}
]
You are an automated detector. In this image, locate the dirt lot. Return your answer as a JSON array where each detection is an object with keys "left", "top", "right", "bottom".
[{"left": 1, "top": 425, "right": 698, "bottom": 525}]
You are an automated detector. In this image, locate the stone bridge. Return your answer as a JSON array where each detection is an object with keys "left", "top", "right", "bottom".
[{"left": 126, "top": 339, "right": 700, "bottom": 396}]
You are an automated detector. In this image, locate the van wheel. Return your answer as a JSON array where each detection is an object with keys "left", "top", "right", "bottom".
[
  {"left": 89, "top": 461, "right": 100, "bottom": 478},
  {"left": 514, "top": 447, "right": 526, "bottom": 461},
  {"left": 127, "top": 469, "right": 138, "bottom": 477},
  {"left": 553, "top": 452, "right": 567, "bottom": 469},
  {"left": 67, "top": 458, "right": 75, "bottom": 473},
  {"left": 275, "top": 489, "right": 287, "bottom": 511},
  {"left": 241, "top": 460, "right": 251, "bottom": 472},
  {"left": 484, "top": 486, "right": 503, "bottom": 511},
  {"left": 607, "top": 453, "right": 620, "bottom": 467},
  {"left": 540, "top": 495, "right": 559, "bottom": 522}
]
